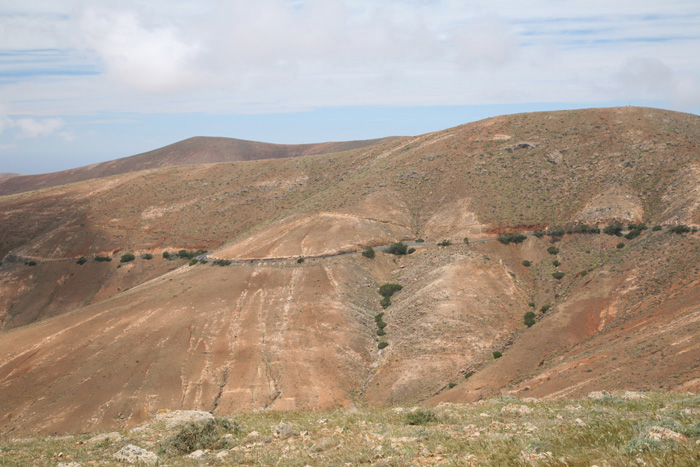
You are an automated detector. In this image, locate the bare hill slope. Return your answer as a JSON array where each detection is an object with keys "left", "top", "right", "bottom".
[
  {"left": 1, "top": 107, "right": 700, "bottom": 435},
  {"left": 0, "top": 136, "right": 400, "bottom": 196}
]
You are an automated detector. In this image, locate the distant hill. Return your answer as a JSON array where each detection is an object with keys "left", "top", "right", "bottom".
[
  {"left": 1, "top": 107, "right": 699, "bottom": 436},
  {"left": 0, "top": 136, "right": 401, "bottom": 196}
]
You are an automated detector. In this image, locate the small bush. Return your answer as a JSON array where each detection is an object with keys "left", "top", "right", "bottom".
[
  {"left": 616, "top": 242, "right": 625, "bottom": 249},
  {"left": 407, "top": 247, "right": 416, "bottom": 254},
  {"left": 386, "top": 242, "right": 408, "bottom": 255},
  {"left": 625, "top": 229, "right": 642, "bottom": 240},
  {"left": 448, "top": 382, "right": 456, "bottom": 388},
  {"left": 415, "top": 238, "right": 425, "bottom": 243},
  {"left": 361, "top": 246, "right": 375, "bottom": 259},
  {"left": 580, "top": 270, "right": 588, "bottom": 277},
  {"left": 552, "top": 259, "right": 561, "bottom": 267},
  {"left": 493, "top": 351, "right": 502, "bottom": 359},
  {"left": 571, "top": 224, "right": 600, "bottom": 234},
  {"left": 533, "top": 230, "right": 545, "bottom": 238},
  {"left": 652, "top": 225, "right": 662, "bottom": 231},
  {"left": 524, "top": 311, "right": 536, "bottom": 327},
  {"left": 669, "top": 225, "right": 691, "bottom": 234},
  {"left": 178, "top": 249, "right": 189, "bottom": 258},
  {"left": 528, "top": 302, "right": 535, "bottom": 308},
  {"left": 552, "top": 272, "right": 565, "bottom": 279},
  {"left": 547, "top": 246, "right": 559, "bottom": 255},
  {"left": 540, "top": 305, "right": 550, "bottom": 313},
  {"left": 464, "top": 371, "right": 475, "bottom": 379},
  {"left": 405, "top": 409, "right": 437, "bottom": 425},
  {"left": 547, "top": 227, "right": 566, "bottom": 237},
  {"left": 26, "top": 261, "right": 37, "bottom": 266},
  {"left": 94, "top": 256, "right": 112, "bottom": 262},
  {"left": 142, "top": 253, "right": 153, "bottom": 260},
  {"left": 212, "top": 259, "right": 231, "bottom": 266},
  {"left": 628, "top": 223, "right": 647, "bottom": 231},
  {"left": 199, "top": 259, "right": 207, "bottom": 264},
  {"left": 522, "top": 260, "right": 531, "bottom": 267},
  {"left": 497, "top": 233, "right": 527, "bottom": 245},
  {"left": 297, "top": 257, "right": 304, "bottom": 263},
  {"left": 603, "top": 222, "right": 623, "bottom": 236},
  {"left": 189, "top": 259, "right": 198, "bottom": 266},
  {"left": 375, "top": 313, "right": 384, "bottom": 321},
  {"left": 376, "top": 320, "right": 387, "bottom": 329},
  {"left": 161, "top": 418, "right": 239, "bottom": 454},
  {"left": 162, "top": 251, "right": 171, "bottom": 259},
  {"left": 380, "top": 297, "right": 392, "bottom": 309},
  {"left": 76, "top": 257, "right": 87, "bottom": 265},
  {"left": 437, "top": 240, "right": 452, "bottom": 247},
  {"left": 378, "top": 341, "right": 389, "bottom": 350},
  {"left": 379, "top": 283, "right": 403, "bottom": 298},
  {"left": 376, "top": 329, "right": 386, "bottom": 336},
  {"left": 463, "top": 237, "right": 470, "bottom": 244},
  {"left": 120, "top": 253, "right": 135, "bottom": 263}
]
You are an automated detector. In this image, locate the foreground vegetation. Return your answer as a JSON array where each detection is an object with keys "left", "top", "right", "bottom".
[{"left": 1, "top": 392, "right": 698, "bottom": 466}]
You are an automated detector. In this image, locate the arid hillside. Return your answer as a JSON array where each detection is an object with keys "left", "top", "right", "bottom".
[
  {"left": 1, "top": 107, "right": 699, "bottom": 436},
  {"left": 0, "top": 135, "right": 400, "bottom": 196}
]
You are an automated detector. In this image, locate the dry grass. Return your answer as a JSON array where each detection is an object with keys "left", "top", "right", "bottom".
[{"left": 1, "top": 392, "right": 698, "bottom": 466}]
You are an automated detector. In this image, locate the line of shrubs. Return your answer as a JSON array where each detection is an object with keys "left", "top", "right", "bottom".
[{"left": 376, "top": 282, "right": 403, "bottom": 350}]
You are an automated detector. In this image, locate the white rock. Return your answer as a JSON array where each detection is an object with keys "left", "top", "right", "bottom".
[
  {"left": 57, "top": 463, "right": 82, "bottom": 467},
  {"left": 113, "top": 444, "right": 159, "bottom": 466},
  {"left": 274, "top": 422, "right": 295, "bottom": 440},
  {"left": 154, "top": 409, "right": 214, "bottom": 428},
  {"left": 647, "top": 426, "right": 687, "bottom": 444},
  {"left": 587, "top": 391, "right": 610, "bottom": 400},
  {"left": 187, "top": 449, "right": 207, "bottom": 459}
]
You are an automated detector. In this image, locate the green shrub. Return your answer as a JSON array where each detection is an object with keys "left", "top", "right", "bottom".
[
  {"left": 161, "top": 418, "right": 239, "bottom": 454},
  {"left": 120, "top": 253, "right": 135, "bottom": 263},
  {"left": 580, "top": 270, "right": 588, "bottom": 277},
  {"left": 625, "top": 229, "right": 642, "bottom": 240},
  {"left": 616, "top": 242, "right": 625, "bottom": 249},
  {"left": 361, "top": 246, "right": 375, "bottom": 259},
  {"left": 464, "top": 371, "right": 475, "bottom": 379},
  {"left": 386, "top": 242, "right": 408, "bottom": 255},
  {"left": 199, "top": 259, "right": 207, "bottom": 264},
  {"left": 652, "top": 225, "right": 662, "bottom": 231},
  {"left": 493, "top": 351, "right": 502, "bottom": 359},
  {"left": 522, "top": 260, "right": 531, "bottom": 267},
  {"left": 552, "top": 272, "right": 565, "bottom": 279},
  {"left": 379, "top": 283, "right": 403, "bottom": 297},
  {"left": 376, "top": 329, "right": 386, "bottom": 336},
  {"left": 297, "top": 257, "right": 304, "bottom": 263},
  {"left": 189, "top": 259, "right": 198, "bottom": 266},
  {"left": 547, "top": 246, "right": 559, "bottom": 255},
  {"left": 571, "top": 224, "right": 600, "bottom": 234},
  {"left": 407, "top": 247, "right": 416, "bottom": 254},
  {"left": 528, "top": 302, "right": 535, "bottom": 308},
  {"left": 162, "top": 251, "right": 171, "bottom": 259},
  {"left": 76, "top": 257, "right": 87, "bottom": 265},
  {"left": 540, "top": 305, "right": 550, "bottom": 313},
  {"left": 524, "top": 311, "right": 536, "bottom": 327},
  {"left": 437, "top": 240, "right": 452, "bottom": 247},
  {"left": 142, "top": 253, "right": 153, "bottom": 260},
  {"left": 212, "top": 259, "right": 232, "bottom": 266},
  {"left": 547, "top": 227, "right": 566, "bottom": 237},
  {"left": 26, "top": 261, "right": 37, "bottom": 266},
  {"left": 533, "top": 230, "right": 545, "bottom": 238},
  {"left": 380, "top": 297, "right": 392, "bottom": 309},
  {"left": 448, "top": 382, "right": 456, "bottom": 388},
  {"left": 376, "top": 320, "right": 387, "bottom": 329},
  {"left": 178, "top": 249, "right": 189, "bottom": 258},
  {"left": 94, "top": 255, "right": 112, "bottom": 262},
  {"left": 669, "top": 225, "right": 692, "bottom": 234},
  {"left": 405, "top": 409, "right": 437, "bottom": 425},
  {"left": 603, "top": 222, "right": 623, "bottom": 236},
  {"left": 463, "top": 237, "right": 470, "bottom": 244},
  {"left": 378, "top": 341, "right": 389, "bottom": 350},
  {"left": 415, "top": 238, "right": 425, "bottom": 243},
  {"left": 552, "top": 259, "right": 561, "bottom": 267},
  {"left": 497, "top": 233, "right": 527, "bottom": 244},
  {"left": 375, "top": 313, "right": 384, "bottom": 321},
  {"left": 628, "top": 223, "right": 647, "bottom": 231}
]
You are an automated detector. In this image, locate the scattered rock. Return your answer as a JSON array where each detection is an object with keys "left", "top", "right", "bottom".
[
  {"left": 57, "top": 463, "right": 82, "bottom": 467},
  {"left": 647, "top": 426, "right": 687, "bottom": 444},
  {"left": 86, "top": 432, "right": 124, "bottom": 445},
  {"left": 187, "top": 449, "right": 207, "bottom": 459},
  {"left": 575, "top": 418, "right": 586, "bottom": 427},
  {"left": 587, "top": 390, "right": 611, "bottom": 400},
  {"left": 545, "top": 150, "right": 563, "bottom": 164},
  {"left": 501, "top": 404, "right": 532, "bottom": 414},
  {"left": 274, "top": 422, "right": 296, "bottom": 440},
  {"left": 505, "top": 142, "right": 538, "bottom": 153},
  {"left": 622, "top": 391, "right": 648, "bottom": 400},
  {"left": 311, "top": 437, "right": 339, "bottom": 452},
  {"left": 113, "top": 444, "right": 159, "bottom": 466},
  {"left": 154, "top": 409, "right": 214, "bottom": 428},
  {"left": 246, "top": 430, "right": 261, "bottom": 439}
]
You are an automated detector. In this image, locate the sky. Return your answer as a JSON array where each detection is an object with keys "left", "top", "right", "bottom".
[{"left": 1, "top": 1, "right": 699, "bottom": 175}]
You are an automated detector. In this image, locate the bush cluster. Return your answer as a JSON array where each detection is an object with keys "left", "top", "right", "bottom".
[
  {"left": 386, "top": 242, "right": 408, "bottom": 255},
  {"left": 361, "top": 246, "right": 375, "bottom": 259},
  {"left": 160, "top": 418, "right": 239, "bottom": 454},
  {"left": 547, "top": 246, "right": 559, "bottom": 255},
  {"left": 497, "top": 233, "right": 527, "bottom": 244},
  {"left": 76, "top": 257, "right": 87, "bottom": 265},
  {"left": 437, "top": 240, "right": 452, "bottom": 247},
  {"left": 405, "top": 409, "right": 437, "bottom": 425},
  {"left": 120, "top": 253, "right": 135, "bottom": 263},
  {"left": 212, "top": 259, "right": 232, "bottom": 266},
  {"left": 524, "top": 311, "right": 536, "bottom": 327},
  {"left": 94, "top": 255, "right": 112, "bottom": 262},
  {"left": 603, "top": 222, "right": 624, "bottom": 236},
  {"left": 669, "top": 225, "right": 692, "bottom": 234},
  {"left": 552, "top": 272, "right": 566, "bottom": 280},
  {"left": 522, "top": 260, "right": 531, "bottom": 267}
]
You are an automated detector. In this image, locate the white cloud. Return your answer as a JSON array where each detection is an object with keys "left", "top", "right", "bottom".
[{"left": 12, "top": 117, "right": 65, "bottom": 138}]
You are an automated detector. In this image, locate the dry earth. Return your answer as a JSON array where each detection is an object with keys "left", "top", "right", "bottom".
[{"left": 1, "top": 107, "right": 699, "bottom": 436}]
